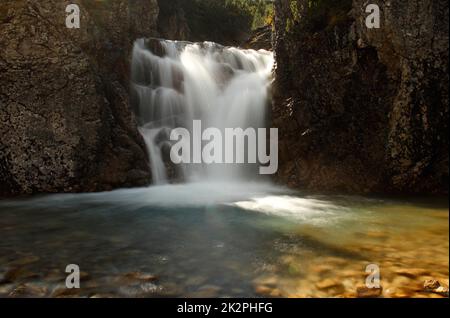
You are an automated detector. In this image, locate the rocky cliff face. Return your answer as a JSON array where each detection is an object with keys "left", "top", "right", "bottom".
[
  {"left": 156, "top": 0, "right": 252, "bottom": 46},
  {"left": 156, "top": 0, "right": 191, "bottom": 41},
  {"left": 0, "top": 0, "right": 159, "bottom": 197},
  {"left": 2, "top": 0, "right": 447, "bottom": 197},
  {"left": 273, "top": 0, "right": 449, "bottom": 194}
]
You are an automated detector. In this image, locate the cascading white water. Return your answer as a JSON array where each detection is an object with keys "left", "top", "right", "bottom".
[{"left": 131, "top": 38, "right": 274, "bottom": 184}]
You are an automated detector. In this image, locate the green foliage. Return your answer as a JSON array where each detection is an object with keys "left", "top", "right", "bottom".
[
  {"left": 286, "top": 0, "right": 300, "bottom": 32},
  {"left": 285, "top": 0, "right": 352, "bottom": 34},
  {"left": 226, "top": 0, "right": 274, "bottom": 29}
]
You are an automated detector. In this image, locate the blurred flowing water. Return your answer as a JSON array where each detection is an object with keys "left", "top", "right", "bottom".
[
  {"left": 0, "top": 184, "right": 448, "bottom": 298},
  {"left": 131, "top": 39, "right": 274, "bottom": 183}
]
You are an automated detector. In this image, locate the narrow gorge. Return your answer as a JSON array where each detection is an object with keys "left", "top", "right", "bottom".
[
  {"left": 0, "top": 0, "right": 448, "bottom": 300},
  {"left": 1, "top": 0, "right": 448, "bottom": 197}
]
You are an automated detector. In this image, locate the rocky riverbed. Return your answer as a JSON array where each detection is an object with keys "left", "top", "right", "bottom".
[{"left": 0, "top": 185, "right": 448, "bottom": 298}]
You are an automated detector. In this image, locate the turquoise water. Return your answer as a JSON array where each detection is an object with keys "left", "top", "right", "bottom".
[{"left": 0, "top": 182, "right": 448, "bottom": 298}]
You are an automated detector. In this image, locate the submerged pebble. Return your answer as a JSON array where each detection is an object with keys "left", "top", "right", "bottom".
[
  {"left": 423, "top": 279, "right": 449, "bottom": 297},
  {"left": 356, "top": 286, "right": 383, "bottom": 298}
]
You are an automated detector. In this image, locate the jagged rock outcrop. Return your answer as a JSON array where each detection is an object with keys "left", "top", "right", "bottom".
[
  {"left": 0, "top": 0, "right": 159, "bottom": 197},
  {"left": 273, "top": 0, "right": 449, "bottom": 194}
]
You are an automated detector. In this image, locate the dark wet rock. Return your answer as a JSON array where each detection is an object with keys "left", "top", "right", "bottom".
[
  {"left": 0, "top": 0, "right": 158, "bottom": 197},
  {"left": 272, "top": 0, "right": 449, "bottom": 195},
  {"left": 156, "top": 0, "right": 251, "bottom": 46},
  {"left": 156, "top": 0, "right": 191, "bottom": 41},
  {"left": 143, "top": 38, "right": 168, "bottom": 58}
]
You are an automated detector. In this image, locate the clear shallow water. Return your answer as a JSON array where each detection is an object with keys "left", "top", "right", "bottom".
[{"left": 0, "top": 183, "right": 448, "bottom": 298}]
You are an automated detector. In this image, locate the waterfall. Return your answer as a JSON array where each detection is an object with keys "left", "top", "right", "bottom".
[{"left": 131, "top": 38, "right": 274, "bottom": 184}]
